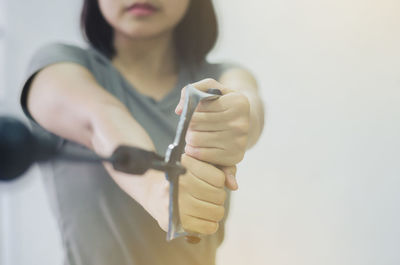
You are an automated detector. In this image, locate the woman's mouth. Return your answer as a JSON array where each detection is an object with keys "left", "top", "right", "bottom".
[{"left": 127, "top": 3, "right": 159, "bottom": 17}]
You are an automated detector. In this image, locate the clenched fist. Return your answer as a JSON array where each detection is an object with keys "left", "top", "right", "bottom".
[
  {"left": 179, "top": 154, "right": 227, "bottom": 234},
  {"left": 175, "top": 78, "right": 250, "bottom": 190},
  {"left": 176, "top": 78, "right": 250, "bottom": 166},
  {"left": 146, "top": 154, "right": 227, "bottom": 235}
]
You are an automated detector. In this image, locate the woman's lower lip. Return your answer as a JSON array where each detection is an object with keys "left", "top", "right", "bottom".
[{"left": 128, "top": 7, "right": 157, "bottom": 16}]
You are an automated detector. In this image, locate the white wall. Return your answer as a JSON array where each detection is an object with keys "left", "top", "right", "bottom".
[
  {"left": 0, "top": 1, "right": 83, "bottom": 265},
  {"left": 1, "top": 1, "right": 9, "bottom": 264},
  {"left": 212, "top": 0, "right": 400, "bottom": 264},
  {"left": 1, "top": 0, "right": 399, "bottom": 265},
  {"left": 0, "top": 0, "right": 5, "bottom": 101}
]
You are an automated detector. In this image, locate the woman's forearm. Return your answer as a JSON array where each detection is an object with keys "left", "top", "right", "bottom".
[
  {"left": 87, "top": 101, "right": 168, "bottom": 212},
  {"left": 28, "top": 63, "right": 165, "bottom": 211},
  {"left": 28, "top": 63, "right": 154, "bottom": 153}
]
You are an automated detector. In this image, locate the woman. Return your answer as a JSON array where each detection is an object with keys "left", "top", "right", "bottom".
[{"left": 20, "top": 0, "right": 264, "bottom": 264}]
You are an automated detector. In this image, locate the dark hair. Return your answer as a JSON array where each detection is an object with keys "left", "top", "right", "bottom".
[{"left": 81, "top": 0, "right": 218, "bottom": 63}]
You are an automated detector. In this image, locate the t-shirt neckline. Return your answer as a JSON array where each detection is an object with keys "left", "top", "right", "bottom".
[{"left": 89, "top": 47, "right": 189, "bottom": 108}]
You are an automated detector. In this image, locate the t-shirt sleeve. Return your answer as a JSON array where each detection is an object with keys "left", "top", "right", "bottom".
[
  {"left": 19, "top": 43, "right": 91, "bottom": 147},
  {"left": 20, "top": 43, "right": 90, "bottom": 121}
]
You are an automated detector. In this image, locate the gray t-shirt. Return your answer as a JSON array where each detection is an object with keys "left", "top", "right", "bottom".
[{"left": 20, "top": 43, "right": 235, "bottom": 265}]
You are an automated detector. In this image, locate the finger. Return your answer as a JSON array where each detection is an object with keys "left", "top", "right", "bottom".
[
  {"left": 181, "top": 154, "right": 225, "bottom": 188},
  {"left": 196, "top": 91, "right": 247, "bottom": 113},
  {"left": 194, "top": 97, "right": 228, "bottom": 113},
  {"left": 191, "top": 78, "right": 232, "bottom": 94},
  {"left": 189, "top": 111, "right": 232, "bottom": 132},
  {"left": 184, "top": 145, "right": 243, "bottom": 166},
  {"left": 182, "top": 196, "right": 225, "bottom": 222},
  {"left": 180, "top": 173, "right": 227, "bottom": 205},
  {"left": 180, "top": 214, "right": 219, "bottom": 235},
  {"left": 175, "top": 79, "right": 234, "bottom": 115},
  {"left": 186, "top": 130, "right": 230, "bottom": 149},
  {"left": 175, "top": 85, "right": 187, "bottom": 115},
  {"left": 221, "top": 165, "right": 238, "bottom": 191}
]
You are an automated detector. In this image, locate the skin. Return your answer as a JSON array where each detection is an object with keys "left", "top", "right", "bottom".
[{"left": 26, "top": 0, "right": 264, "bottom": 235}]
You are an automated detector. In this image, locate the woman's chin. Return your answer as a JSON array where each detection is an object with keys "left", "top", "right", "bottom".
[{"left": 119, "top": 28, "right": 172, "bottom": 41}]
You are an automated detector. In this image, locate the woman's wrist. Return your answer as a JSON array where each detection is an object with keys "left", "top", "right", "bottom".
[{"left": 88, "top": 101, "right": 170, "bottom": 230}]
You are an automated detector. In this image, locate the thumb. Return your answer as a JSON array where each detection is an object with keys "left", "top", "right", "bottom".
[
  {"left": 175, "top": 80, "right": 232, "bottom": 115},
  {"left": 221, "top": 165, "right": 238, "bottom": 191},
  {"left": 175, "top": 86, "right": 187, "bottom": 115}
]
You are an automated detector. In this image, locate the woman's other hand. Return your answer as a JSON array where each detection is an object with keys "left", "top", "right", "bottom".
[
  {"left": 175, "top": 78, "right": 251, "bottom": 178},
  {"left": 179, "top": 154, "right": 227, "bottom": 235},
  {"left": 125, "top": 154, "right": 227, "bottom": 234}
]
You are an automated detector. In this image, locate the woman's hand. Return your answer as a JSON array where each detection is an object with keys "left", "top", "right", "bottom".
[
  {"left": 179, "top": 154, "right": 227, "bottom": 234},
  {"left": 130, "top": 154, "right": 227, "bottom": 234},
  {"left": 175, "top": 78, "right": 251, "bottom": 189}
]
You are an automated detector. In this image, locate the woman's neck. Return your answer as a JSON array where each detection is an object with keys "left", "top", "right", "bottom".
[{"left": 111, "top": 31, "right": 178, "bottom": 81}]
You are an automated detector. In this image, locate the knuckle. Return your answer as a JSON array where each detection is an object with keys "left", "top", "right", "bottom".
[
  {"left": 215, "top": 172, "right": 226, "bottom": 188},
  {"left": 203, "top": 78, "right": 217, "bottom": 84},
  {"left": 231, "top": 136, "right": 242, "bottom": 150},
  {"left": 226, "top": 137, "right": 246, "bottom": 159},
  {"left": 219, "top": 189, "right": 227, "bottom": 204},
  {"left": 238, "top": 119, "right": 251, "bottom": 135},
  {"left": 214, "top": 205, "right": 225, "bottom": 221},
  {"left": 181, "top": 214, "right": 192, "bottom": 231},
  {"left": 218, "top": 156, "right": 232, "bottom": 167},
  {"left": 190, "top": 198, "right": 202, "bottom": 212},
  {"left": 191, "top": 147, "right": 206, "bottom": 161},
  {"left": 203, "top": 222, "right": 219, "bottom": 235},
  {"left": 178, "top": 192, "right": 190, "bottom": 212},
  {"left": 237, "top": 136, "right": 248, "bottom": 150},
  {"left": 190, "top": 113, "right": 202, "bottom": 126},
  {"left": 192, "top": 133, "right": 203, "bottom": 147},
  {"left": 212, "top": 188, "right": 226, "bottom": 205},
  {"left": 230, "top": 135, "right": 248, "bottom": 151},
  {"left": 233, "top": 152, "right": 245, "bottom": 164},
  {"left": 185, "top": 131, "right": 197, "bottom": 146},
  {"left": 226, "top": 152, "right": 243, "bottom": 165},
  {"left": 184, "top": 145, "right": 199, "bottom": 158},
  {"left": 181, "top": 153, "right": 190, "bottom": 166},
  {"left": 229, "top": 120, "right": 249, "bottom": 136},
  {"left": 237, "top": 94, "right": 250, "bottom": 110},
  {"left": 179, "top": 175, "right": 189, "bottom": 190}
]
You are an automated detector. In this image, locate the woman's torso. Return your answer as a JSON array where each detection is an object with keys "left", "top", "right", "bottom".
[{"left": 25, "top": 43, "right": 233, "bottom": 265}]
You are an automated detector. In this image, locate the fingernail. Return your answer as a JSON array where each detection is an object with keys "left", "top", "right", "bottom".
[
  {"left": 229, "top": 174, "right": 238, "bottom": 190},
  {"left": 175, "top": 105, "right": 181, "bottom": 114}
]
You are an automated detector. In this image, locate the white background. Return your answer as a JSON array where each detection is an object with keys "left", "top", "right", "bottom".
[{"left": 1, "top": 0, "right": 400, "bottom": 264}]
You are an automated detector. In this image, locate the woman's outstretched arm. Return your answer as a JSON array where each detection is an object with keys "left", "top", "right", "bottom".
[
  {"left": 27, "top": 63, "right": 153, "bottom": 153},
  {"left": 26, "top": 62, "right": 228, "bottom": 235}
]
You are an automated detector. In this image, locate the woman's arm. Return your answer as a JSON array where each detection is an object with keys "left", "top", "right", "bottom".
[
  {"left": 27, "top": 63, "right": 153, "bottom": 153},
  {"left": 27, "top": 63, "right": 228, "bottom": 234}
]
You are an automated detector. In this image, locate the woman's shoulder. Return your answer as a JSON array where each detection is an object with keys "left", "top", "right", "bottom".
[
  {"left": 31, "top": 42, "right": 90, "bottom": 60},
  {"left": 27, "top": 42, "right": 91, "bottom": 74},
  {"left": 26, "top": 42, "right": 112, "bottom": 79}
]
